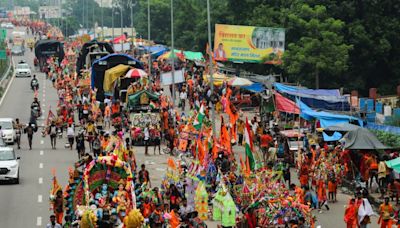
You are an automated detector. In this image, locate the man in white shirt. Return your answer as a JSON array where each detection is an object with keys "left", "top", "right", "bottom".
[
  {"left": 46, "top": 215, "right": 62, "bottom": 228},
  {"left": 180, "top": 90, "right": 187, "bottom": 111},
  {"left": 144, "top": 125, "right": 150, "bottom": 156}
]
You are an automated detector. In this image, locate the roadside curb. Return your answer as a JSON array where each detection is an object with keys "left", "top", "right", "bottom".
[{"left": 0, "top": 56, "right": 15, "bottom": 106}]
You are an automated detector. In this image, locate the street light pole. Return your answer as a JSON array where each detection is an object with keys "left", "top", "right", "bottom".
[
  {"left": 207, "top": 0, "right": 216, "bottom": 134},
  {"left": 147, "top": 0, "right": 151, "bottom": 76},
  {"left": 171, "top": 0, "right": 175, "bottom": 108},
  {"left": 101, "top": 0, "right": 104, "bottom": 39},
  {"left": 131, "top": 0, "right": 134, "bottom": 50},
  {"left": 120, "top": 4, "right": 123, "bottom": 52},
  {"left": 170, "top": 0, "right": 176, "bottom": 129},
  {"left": 112, "top": 5, "right": 115, "bottom": 45}
]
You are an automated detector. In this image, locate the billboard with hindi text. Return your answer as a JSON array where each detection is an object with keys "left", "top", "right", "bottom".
[{"left": 214, "top": 24, "right": 285, "bottom": 64}]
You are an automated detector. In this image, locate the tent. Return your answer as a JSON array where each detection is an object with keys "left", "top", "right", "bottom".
[
  {"left": 274, "top": 83, "right": 350, "bottom": 111},
  {"left": 386, "top": 158, "right": 400, "bottom": 173},
  {"left": 103, "top": 64, "right": 131, "bottom": 93},
  {"left": 343, "top": 128, "right": 389, "bottom": 150},
  {"left": 127, "top": 90, "right": 159, "bottom": 109}
]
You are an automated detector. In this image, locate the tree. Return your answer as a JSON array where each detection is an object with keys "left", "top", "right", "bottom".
[{"left": 282, "top": 4, "right": 352, "bottom": 88}]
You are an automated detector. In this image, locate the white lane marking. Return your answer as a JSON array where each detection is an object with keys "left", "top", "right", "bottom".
[
  {"left": 39, "top": 163, "right": 43, "bottom": 168},
  {"left": 0, "top": 65, "right": 15, "bottom": 107},
  {"left": 43, "top": 98, "right": 45, "bottom": 102},
  {"left": 40, "top": 140, "right": 44, "bottom": 145},
  {"left": 38, "top": 177, "right": 43, "bottom": 184},
  {"left": 42, "top": 104, "right": 45, "bottom": 107},
  {"left": 36, "top": 217, "right": 42, "bottom": 226},
  {"left": 37, "top": 195, "right": 42, "bottom": 203},
  {"left": 40, "top": 150, "right": 44, "bottom": 155}
]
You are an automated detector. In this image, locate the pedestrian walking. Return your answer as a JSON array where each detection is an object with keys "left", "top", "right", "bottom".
[
  {"left": 66, "top": 124, "right": 74, "bottom": 150},
  {"left": 25, "top": 123, "right": 35, "bottom": 150},
  {"left": 14, "top": 118, "right": 22, "bottom": 149},
  {"left": 48, "top": 121, "right": 57, "bottom": 149},
  {"left": 144, "top": 124, "right": 150, "bottom": 156},
  {"left": 46, "top": 215, "right": 62, "bottom": 228}
]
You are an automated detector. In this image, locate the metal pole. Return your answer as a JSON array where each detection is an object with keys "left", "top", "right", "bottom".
[
  {"left": 112, "top": 2, "right": 115, "bottom": 44},
  {"left": 120, "top": 5, "right": 123, "bottom": 52},
  {"left": 101, "top": 0, "right": 104, "bottom": 39},
  {"left": 207, "top": 0, "right": 216, "bottom": 134},
  {"left": 171, "top": 0, "right": 176, "bottom": 129},
  {"left": 147, "top": 0, "right": 151, "bottom": 76},
  {"left": 131, "top": 0, "right": 134, "bottom": 51}
]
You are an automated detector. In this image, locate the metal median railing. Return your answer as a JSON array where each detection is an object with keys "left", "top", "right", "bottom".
[{"left": 0, "top": 56, "right": 13, "bottom": 97}]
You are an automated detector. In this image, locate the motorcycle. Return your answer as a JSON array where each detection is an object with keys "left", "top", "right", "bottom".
[
  {"left": 31, "top": 79, "right": 39, "bottom": 91},
  {"left": 31, "top": 103, "right": 41, "bottom": 119}
]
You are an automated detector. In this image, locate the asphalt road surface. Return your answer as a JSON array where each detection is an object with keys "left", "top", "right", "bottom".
[{"left": 0, "top": 27, "right": 381, "bottom": 228}]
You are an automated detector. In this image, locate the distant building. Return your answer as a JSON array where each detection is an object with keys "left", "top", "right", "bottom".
[{"left": 95, "top": 0, "right": 113, "bottom": 8}]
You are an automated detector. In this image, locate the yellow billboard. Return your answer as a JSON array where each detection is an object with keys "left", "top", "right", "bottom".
[{"left": 214, "top": 24, "right": 285, "bottom": 64}]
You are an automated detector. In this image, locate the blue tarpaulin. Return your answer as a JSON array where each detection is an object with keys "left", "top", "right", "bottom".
[
  {"left": 241, "top": 82, "right": 265, "bottom": 93},
  {"left": 297, "top": 99, "right": 363, "bottom": 128},
  {"left": 275, "top": 83, "right": 350, "bottom": 111},
  {"left": 140, "top": 45, "right": 168, "bottom": 57}
]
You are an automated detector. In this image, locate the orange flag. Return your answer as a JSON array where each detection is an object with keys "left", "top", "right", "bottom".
[
  {"left": 220, "top": 116, "right": 231, "bottom": 153},
  {"left": 212, "top": 137, "right": 218, "bottom": 159},
  {"left": 239, "top": 154, "right": 245, "bottom": 173},
  {"left": 245, "top": 156, "right": 251, "bottom": 176},
  {"left": 197, "top": 137, "right": 205, "bottom": 164}
]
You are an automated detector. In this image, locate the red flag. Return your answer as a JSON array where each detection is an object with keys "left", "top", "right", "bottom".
[{"left": 46, "top": 110, "right": 55, "bottom": 126}]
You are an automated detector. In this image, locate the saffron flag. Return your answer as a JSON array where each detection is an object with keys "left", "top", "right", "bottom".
[{"left": 244, "top": 117, "right": 255, "bottom": 171}]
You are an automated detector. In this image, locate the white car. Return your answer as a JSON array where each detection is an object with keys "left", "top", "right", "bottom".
[
  {"left": 0, "top": 118, "right": 16, "bottom": 144},
  {"left": 15, "top": 62, "right": 31, "bottom": 77},
  {"left": 0, "top": 147, "right": 20, "bottom": 184}
]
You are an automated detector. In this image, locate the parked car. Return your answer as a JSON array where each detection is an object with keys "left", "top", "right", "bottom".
[
  {"left": 0, "top": 118, "right": 16, "bottom": 144},
  {"left": 0, "top": 147, "right": 20, "bottom": 184}
]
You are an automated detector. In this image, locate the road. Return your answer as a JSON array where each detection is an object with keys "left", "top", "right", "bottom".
[{"left": 0, "top": 27, "right": 381, "bottom": 228}]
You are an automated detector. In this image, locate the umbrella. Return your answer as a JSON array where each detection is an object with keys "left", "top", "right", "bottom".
[
  {"left": 125, "top": 68, "right": 148, "bottom": 78},
  {"left": 157, "top": 51, "right": 185, "bottom": 61},
  {"left": 228, "top": 77, "right": 253, "bottom": 86}
]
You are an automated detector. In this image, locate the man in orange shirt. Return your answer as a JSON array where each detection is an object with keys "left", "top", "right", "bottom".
[
  {"left": 379, "top": 197, "right": 394, "bottom": 228},
  {"left": 260, "top": 130, "right": 273, "bottom": 164}
]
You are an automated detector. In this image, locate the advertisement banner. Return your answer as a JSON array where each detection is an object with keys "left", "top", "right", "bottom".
[
  {"left": 39, "top": 6, "right": 61, "bottom": 19},
  {"left": 214, "top": 24, "right": 285, "bottom": 64}
]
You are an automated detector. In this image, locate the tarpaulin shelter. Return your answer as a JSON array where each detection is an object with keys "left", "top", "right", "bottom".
[
  {"left": 343, "top": 128, "right": 389, "bottom": 150},
  {"left": 274, "top": 83, "right": 350, "bottom": 111},
  {"left": 76, "top": 40, "right": 114, "bottom": 75},
  {"left": 34, "top": 39, "right": 64, "bottom": 60},
  {"left": 386, "top": 158, "right": 400, "bottom": 173},
  {"left": 241, "top": 82, "right": 265, "bottom": 93},
  {"left": 91, "top": 54, "right": 143, "bottom": 102},
  {"left": 297, "top": 99, "right": 362, "bottom": 128},
  {"left": 103, "top": 64, "right": 131, "bottom": 93},
  {"left": 127, "top": 90, "right": 159, "bottom": 109},
  {"left": 323, "top": 123, "right": 361, "bottom": 133},
  {"left": 183, "top": 51, "right": 204, "bottom": 61},
  {"left": 274, "top": 92, "right": 300, "bottom": 114},
  {"left": 323, "top": 123, "right": 361, "bottom": 142},
  {"left": 140, "top": 45, "right": 168, "bottom": 57}
]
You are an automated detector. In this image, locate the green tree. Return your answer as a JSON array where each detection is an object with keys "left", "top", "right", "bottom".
[{"left": 282, "top": 4, "right": 352, "bottom": 88}]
